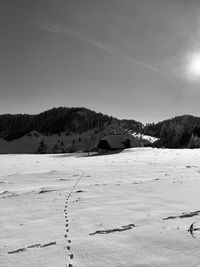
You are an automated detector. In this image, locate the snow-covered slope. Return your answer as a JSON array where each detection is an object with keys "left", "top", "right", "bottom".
[
  {"left": 132, "top": 132, "right": 159, "bottom": 143},
  {"left": 1, "top": 148, "right": 200, "bottom": 266}
]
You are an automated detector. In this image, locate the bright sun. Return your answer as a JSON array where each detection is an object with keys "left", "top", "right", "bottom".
[{"left": 186, "top": 52, "right": 200, "bottom": 80}]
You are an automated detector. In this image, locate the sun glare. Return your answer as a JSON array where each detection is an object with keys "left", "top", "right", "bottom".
[{"left": 186, "top": 52, "right": 200, "bottom": 80}]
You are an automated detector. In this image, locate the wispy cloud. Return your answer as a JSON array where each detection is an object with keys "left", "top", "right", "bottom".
[
  {"left": 37, "top": 20, "right": 161, "bottom": 73},
  {"left": 122, "top": 56, "right": 161, "bottom": 73}
]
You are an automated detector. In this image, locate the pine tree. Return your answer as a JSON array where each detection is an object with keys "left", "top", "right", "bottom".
[
  {"left": 65, "top": 143, "right": 75, "bottom": 153},
  {"left": 52, "top": 142, "right": 58, "bottom": 153},
  {"left": 188, "top": 135, "right": 195, "bottom": 148},
  {"left": 36, "top": 138, "right": 47, "bottom": 154},
  {"left": 160, "top": 123, "right": 167, "bottom": 144},
  {"left": 173, "top": 124, "right": 184, "bottom": 148}
]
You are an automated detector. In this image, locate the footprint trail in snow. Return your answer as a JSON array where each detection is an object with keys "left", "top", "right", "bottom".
[{"left": 64, "top": 171, "right": 83, "bottom": 267}]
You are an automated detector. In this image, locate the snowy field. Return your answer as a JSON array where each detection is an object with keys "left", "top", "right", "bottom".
[{"left": 1, "top": 148, "right": 200, "bottom": 267}]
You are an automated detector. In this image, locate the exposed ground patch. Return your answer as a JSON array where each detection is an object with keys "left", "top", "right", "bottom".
[
  {"left": 38, "top": 188, "right": 56, "bottom": 194},
  {"left": 0, "top": 190, "right": 18, "bottom": 198},
  {"left": 27, "top": 243, "right": 41, "bottom": 248},
  {"left": 74, "top": 190, "right": 85, "bottom": 193},
  {"left": 7, "top": 241, "right": 56, "bottom": 254},
  {"left": 40, "top": 241, "right": 56, "bottom": 247},
  {"left": 8, "top": 248, "right": 26, "bottom": 254},
  {"left": 89, "top": 224, "right": 136, "bottom": 235},
  {"left": 163, "top": 210, "right": 200, "bottom": 220}
]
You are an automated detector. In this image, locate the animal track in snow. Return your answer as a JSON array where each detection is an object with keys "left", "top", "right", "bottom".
[{"left": 63, "top": 172, "right": 83, "bottom": 267}]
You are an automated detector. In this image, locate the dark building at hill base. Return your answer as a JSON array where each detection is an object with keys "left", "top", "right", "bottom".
[{"left": 97, "top": 134, "right": 143, "bottom": 151}]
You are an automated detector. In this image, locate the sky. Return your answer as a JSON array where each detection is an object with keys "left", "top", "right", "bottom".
[{"left": 1, "top": 0, "right": 200, "bottom": 123}]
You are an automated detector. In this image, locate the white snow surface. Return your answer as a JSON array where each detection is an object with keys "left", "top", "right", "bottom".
[{"left": 1, "top": 148, "right": 200, "bottom": 266}]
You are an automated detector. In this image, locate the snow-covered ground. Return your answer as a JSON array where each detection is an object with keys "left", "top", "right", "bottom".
[{"left": 1, "top": 148, "right": 200, "bottom": 267}]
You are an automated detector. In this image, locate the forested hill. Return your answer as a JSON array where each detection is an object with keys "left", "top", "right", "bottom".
[
  {"left": 144, "top": 115, "right": 200, "bottom": 148},
  {"left": 0, "top": 107, "right": 142, "bottom": 141}
]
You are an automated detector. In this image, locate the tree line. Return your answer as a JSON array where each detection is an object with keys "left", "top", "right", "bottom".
[
  {"left": 144, "top": 115, "right": 200, "bottom": 148},
  {"left": 0, "top": 107, "right": 142, "bottom": 141}
]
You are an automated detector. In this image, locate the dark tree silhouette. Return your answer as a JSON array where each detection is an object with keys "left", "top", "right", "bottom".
[
  {"left": 0, "top": 107, "right": 141, "bottom": 141},
  {"left": 36, "top": 139, "right": 47, "bottom": 154}
]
